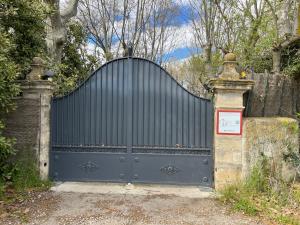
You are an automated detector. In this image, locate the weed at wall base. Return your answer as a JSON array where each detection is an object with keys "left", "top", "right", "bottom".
[
  {"left": 219, "top": 157, "right": 300, "bottom": 225},
  {"left": 12, "top": 162, "right": 51, "bottom": 192},
  {"left": 0, "top": 162, "right": 51, "bottom": 200}
]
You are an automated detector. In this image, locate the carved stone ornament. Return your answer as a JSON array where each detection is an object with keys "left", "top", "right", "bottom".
[
  {"left": 218, "top": 52, "right": 240, "bottom": 80},
  {"left": 160, "top": 165, "right": 180, "bottom": 175},
  {"left": 26, "top": 57, "right": 45, "bottom": 81},
  {"left": 79, "top": 161, "right": 99, "bottom": 172}
]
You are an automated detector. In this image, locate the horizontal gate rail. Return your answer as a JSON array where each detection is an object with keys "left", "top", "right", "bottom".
[{"left": 52, "top": 145, "right": 127, "bottom": 149}]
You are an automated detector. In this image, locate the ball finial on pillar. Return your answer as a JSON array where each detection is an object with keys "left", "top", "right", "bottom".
[
  {"left": 224, "top": 52, "right": 236, "bottom": 62},
  {"left": 26, "top": 57, "right": 45, "bottom": 81},
  {"left": 219, "top": 52, "right": 240, "bottom": 80}
]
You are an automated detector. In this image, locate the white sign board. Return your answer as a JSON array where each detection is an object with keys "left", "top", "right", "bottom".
[{"left": 217, "top": 110, "right": 242, "bottom": 135}]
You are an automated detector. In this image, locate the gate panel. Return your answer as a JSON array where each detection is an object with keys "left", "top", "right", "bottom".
[
  {"left": 131, "top": 153, "right": 212, "bottom": 185},
  {"left": 50, "top": 57, "right": 213, "bottom": 186},
  {"left": 50, "top": 59, "right": 129, "bottom": 181},
  {"left": 130, "top": 59, "right": 213, "bottom": 185},
  {"left": 50, "top": 151, "right": 128, "bottom": 182}
]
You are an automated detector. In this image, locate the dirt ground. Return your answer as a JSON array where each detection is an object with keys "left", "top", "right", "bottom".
[{"left": 0, "top": 190, "right": 266, "bottom": 225}]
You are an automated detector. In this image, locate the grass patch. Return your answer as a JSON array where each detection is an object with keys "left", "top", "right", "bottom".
[
  {"left": 276, "top": 215, "right": 300, "bottom": 225},
  {"left": 232, "top": 197, "right": 258, "bottom": 215},
  {"left": 219, "top": 158, "right": 300, "bottom": 224},
  {"left": 0, "top": 162, "right": 51, "bottom": 202},
  {"left": 12, "top": 162, "right": 51, "bottom": 192}
]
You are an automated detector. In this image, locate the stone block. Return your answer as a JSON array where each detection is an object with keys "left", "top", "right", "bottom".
[
  {"left": 215, "top": 165, "right": 243, "bottom": 190},
  {"left": 242, "top": 117, "right": 299, "bottom": 181}
]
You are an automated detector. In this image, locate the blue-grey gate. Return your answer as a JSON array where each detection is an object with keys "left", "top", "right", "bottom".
[{"left": 50, "top": 57, "right": 213, "bottom": 186}]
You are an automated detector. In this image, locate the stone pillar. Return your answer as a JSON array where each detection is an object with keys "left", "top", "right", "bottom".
[
  {"left": 4, "top": 57, "right": 54, "bottom": 180},
  {"left": 21, "top": 81, "right": 54, "bottom": 180},
  {"left": 208, "top": 53, "right": 254, "bottom": 190}
]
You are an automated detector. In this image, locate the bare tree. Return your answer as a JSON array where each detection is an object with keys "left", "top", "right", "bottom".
[
  {"left": 236, "top": 0, "right": 267, "bottom": 61},
  {"left": 78, "top": 0, "right": 118, "bottom": 60},
  {"left": 213, "top": 0, "right": 246, "bottom": 54},
  {"left": 45, "top": 0, "right": 80, "bottom": 63},
  {"left": 79, "top": 0, "right": 152, "bottom": 60},
  {"left": 265, "top": 0, "right": 300, "bottom": 73},
  {"left": 189, "top": 0, "right": 220, "bottom": 74},
  {"left": 190, "top": 0, "right": 270, "bottom": 64},
  {"left": 78, "top": 0, "right": 179, "bottom": 63},
  {"left": 136, "top": 0, "right": 179, "bottom": 63}
]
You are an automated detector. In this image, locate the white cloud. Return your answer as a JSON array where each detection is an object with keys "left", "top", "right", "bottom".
[
  {"left": 171, "top": 22, "right": 194, "bottom": 49},
  {"left": 174, "top": 0, "right": 190, "bottom": 6}
]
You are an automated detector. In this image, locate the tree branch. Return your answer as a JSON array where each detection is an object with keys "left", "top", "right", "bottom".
[
  {"left": 61, "top": 0, "right": 79, "bottom": 22},
  {"left": 280, "top": 35, "right": 300, "bottom": 49}
]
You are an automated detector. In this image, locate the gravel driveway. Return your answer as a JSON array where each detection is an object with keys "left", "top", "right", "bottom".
[{"left": 1, "top": 190, "right": 264, "bottom": 225}]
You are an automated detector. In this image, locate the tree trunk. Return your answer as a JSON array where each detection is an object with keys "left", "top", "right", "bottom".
[
  {"left": 294, "top": 2, "right": 300, "bottom": 35},
  {"left": 44, "top": 0, "right": 79, "bottom": 64},
  {"left": 46, "top": 14, "right": 66, "bottom": 64},
  {"left": 277, "top": 0, "right": 293, "bottom": 37},
  {"left": 272, "top": 48, "right": 281, "bottom": 73},
  {"left": 203, "top": 43, "right": 212, "bottom": 77}
]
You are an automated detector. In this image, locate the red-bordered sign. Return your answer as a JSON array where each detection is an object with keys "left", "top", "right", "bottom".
[{"left": 216, "top": 109, "right": 243, "bottom": 135}]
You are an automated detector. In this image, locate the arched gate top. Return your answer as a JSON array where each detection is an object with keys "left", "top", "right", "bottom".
[{"left": 53, "top": 57, "right": 210, "bottom": 101}]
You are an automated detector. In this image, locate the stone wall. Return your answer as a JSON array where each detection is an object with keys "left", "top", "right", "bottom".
[
  {"left": 3, "top": 80, "right": 53, "bottom": 180},
  {"left": 244, "top": 73, "right": 300, "bottom": 117},
  {"left": 4, "top": 95, "right": 40, "bottom": 163},
  {"left": 242, "top": 117, "right": 299, "bottom": 181},
  {"left": 195, "top": 73, "right": 300, "bottom": 117}
]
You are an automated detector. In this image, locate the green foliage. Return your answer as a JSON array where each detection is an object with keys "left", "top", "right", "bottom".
[
  {"left": 0, "top": 0, "right": 53, "bottom": 199},
  {"left": 220, "top": 157, "right": 300, "bottom": 224},
  {"left": 275, "top": 215, "right": 300, "bottom": 225},
  {"left": 283, "top": 50, "right": 300, "bottom": 77},
  {"left": 244, "top": 158, "right": 270, "bottom": 193},
  {"left": 0, "top": 28, "right": 19, "bottom": 185},
  {"left": 53, "top": 22, "right": 98, "bottom": 96},
  {"left": 0, "top": 162, "right": 51, "bottom": 200},
  {"left": 233, "top": 198, "right": 258, "bottom": 215},
  {"left": 0, "top": 0, "right": 48, "bottom": 77},
  {"left": 0, "top": 29, "right": 19, "bottom": 114},
  {"left": 236, "top": 17, "right": 276, "bottom": 73},
  {"left": 284, "top": 151, "right": 300, "bottom": 173},
  {"left": 12, "top": 163, "right": 51, "bottom": 192},
  {"left": 188, "top": 51, "right": 223, "bottom": 82},
  {"left": 0, "top": 122, "right": 16, "bottom": 180}
]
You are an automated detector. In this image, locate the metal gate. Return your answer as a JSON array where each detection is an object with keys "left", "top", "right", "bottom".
[{"left": 50, "top": 57, "right": 213, "bottom": 186}]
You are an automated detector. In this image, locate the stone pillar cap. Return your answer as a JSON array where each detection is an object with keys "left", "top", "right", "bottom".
[
  {"left": 26, "top": 57, "right": 45, "bottom": 81},
  {"left": 208, "top": 79, "right": 255, "bottom": 93}
]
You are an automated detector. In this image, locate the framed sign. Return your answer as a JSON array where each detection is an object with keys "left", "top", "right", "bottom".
[{"left": 216, "top": 110, "right": 242, "bottom": 135}]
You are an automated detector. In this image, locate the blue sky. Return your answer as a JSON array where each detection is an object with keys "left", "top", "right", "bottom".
[
  {"left": 162, "top": 3, "right": 196, "bottom": 61},
  {"left": 162, "top": 47, "right": 199, "bottom": 62},
  {"left": 85, "top": 1, "right": 196, "bottom": 62}
]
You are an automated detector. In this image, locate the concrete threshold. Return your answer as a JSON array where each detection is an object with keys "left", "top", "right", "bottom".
[{"left": 50, "top": 182, "right": 216, "bottom": 199}]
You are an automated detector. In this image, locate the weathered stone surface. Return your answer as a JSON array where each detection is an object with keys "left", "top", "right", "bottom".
[
  {"left": 263, "top": 75, "right": 284, "bottom": 116},
  {"left": 4, "top": 80, "right": 54, "bottom": 180},
  {"left": 242, "top": 117, "right": 299, "bottom": 182},
  {"left": 215, "top": 166, "right": 243, "bottom": 190},
  {"left": 206, "top": 73, "right": 300, "bottom": 117},
  {"left": 209, "top": 78, "right": 255, "bottom": 191},
  {"left": 26, "top": 57, "right": 45, "bottom": 81},
  {"left": 280, "top": 77, "right": 293, "bottom": 116},
  {"left": 218, "top": 53, "right": 240, "bottom": 80},
  {"left": 245, "top": 73, "right": 299, "bottom": 117},
  {"left": 208, "top": 79, "right": 255, "bottom": 109},
  {"left": 4, "top": 98, "right": 40, "bottom": 163},
  {"left": 247, "top": 73, "right": 269, "bottom": 116}
]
